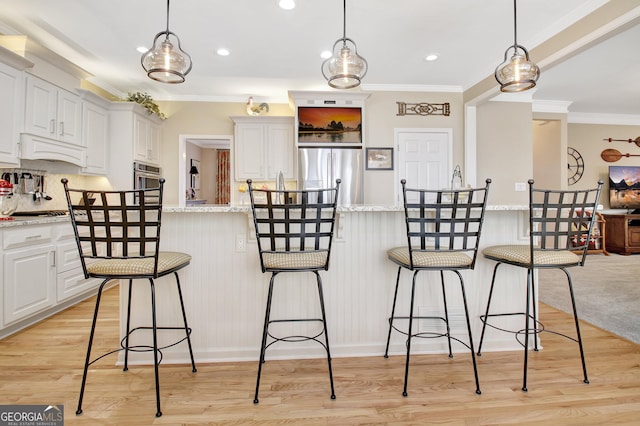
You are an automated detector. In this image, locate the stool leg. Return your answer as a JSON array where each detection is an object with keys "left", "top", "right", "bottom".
[
  {"left": 174, "top": 272, "right": 197, "bottom": 373},
  {"left": 384, "top": 267, "right": 402, "bottom": 358},
  {"left": 403, "top": 270, "right": 419, "bottom": 397},
  {"left": 477, "top": 262, "right": 501, "bottom": 356},
  {"left": 76, "top": 278, "right": 109, "bottom": 416},
  {"left": 254, "top": 273, "right": 277, "bottom": 404},
  {"left": 315, "top": 271, "right": 336, "bottom": 400},
  {"left": 439, "top": 271, "right": 453, "bottom": 358},
  {"left": 148, "top": 279, "right": 162, "bottom": 417},
  {"left": 522, "top": 269, "right": 533, "bottom": 392},
  {"left": 563, "top": 269, "right": 589, "bottom": 384},
  {"left": 454, "top": 271, "right": 481, "bottom": 395},
  {"left": 123, "top": 279, "right": 133, "bottom": 371}
]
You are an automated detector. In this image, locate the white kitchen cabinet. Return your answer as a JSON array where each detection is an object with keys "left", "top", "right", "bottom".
[
  {"left": 54, "top": 224, "right": 98, "bottom": 302},
  {"left": 79, "top": 90, "right": 110, "bottom": 175},
  {"left": 24, "top": 74, "right": 82, "bottom": 146},
  {"left": 0, "top": 48, "right": 31, "bottom": 167},
  {"left": 232, "top": 116, "right": 295, "bottom": 181},
  {"left": 109, "top": 102, "right": 163, "bottom": 190},
  {"left": 2, "top": 225, "right": 56, "bottom": 326},
  {"left": 134, "top": 112, "right": 161, "bottom": 164}
]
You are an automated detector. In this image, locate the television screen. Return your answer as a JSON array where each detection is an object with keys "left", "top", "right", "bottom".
[
  {"left": 609, "top": 165, "right": 640, "bottom": 209},
  {"left": 297, "top": 106, "right": 362, "bottom": 145}
]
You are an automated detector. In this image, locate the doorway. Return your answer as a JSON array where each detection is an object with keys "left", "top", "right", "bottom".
[
  {"left": 179, "top": 134, "right": 233, "bottom": 206},
  {"left": 394, "top": 128, "right": 452, "bottom": 204}
]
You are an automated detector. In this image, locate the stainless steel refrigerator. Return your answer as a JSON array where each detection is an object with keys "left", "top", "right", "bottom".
[{"left": 298, "top": 147, "right": 363, "bottom": 205}]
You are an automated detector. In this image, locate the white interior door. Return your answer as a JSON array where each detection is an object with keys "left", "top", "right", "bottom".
[{"left": 395, "top": 128, "right": 452, "bottom": 204}]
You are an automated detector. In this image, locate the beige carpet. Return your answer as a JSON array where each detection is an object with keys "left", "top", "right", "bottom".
[{"left": 538, "top": 252, "right": 640, "bottom": 344}]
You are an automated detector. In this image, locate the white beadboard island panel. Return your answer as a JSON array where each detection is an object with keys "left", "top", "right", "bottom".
[{"left": 119, "top": 205, "right": 531, "bottom": 365}]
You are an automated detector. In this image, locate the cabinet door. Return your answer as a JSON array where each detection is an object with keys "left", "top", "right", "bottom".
[
  {"left": 0, "top": 62, "right": 23, "bottom": 166},
  {"left": 3, "top": 244, "right": 56, "bottom": 325},
  {"left": 133, "top": 113, "right": 149, "bottom": 162},
  {"left": 148, "top": 122, "right": 161, "bottom": 164},
  {"left": 57, "top": 89, "right": 82, "bottom": 146},
  {"left": 24, "top": 76, "right": 57, "bottom": 138},
  {"left": 82, "top": 100, "right": 109, "bottom": 174},
  {"left": 55, "top": 240, "right": 98, "bottom": 302},
  {"left": 235, "top": 124, "right": 266, "bottom": 179},
  {"left": 266, "top": 124, "right": 295, "bottom": 180}
]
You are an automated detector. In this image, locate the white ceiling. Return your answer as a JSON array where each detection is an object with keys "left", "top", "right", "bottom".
[{"left": 0, "top": 0, "right": 638, "bottom": 117}]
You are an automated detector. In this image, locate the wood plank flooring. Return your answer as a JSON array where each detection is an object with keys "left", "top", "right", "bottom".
[{"left": 1, "top": 287, "right": 639, "bottom": 425}]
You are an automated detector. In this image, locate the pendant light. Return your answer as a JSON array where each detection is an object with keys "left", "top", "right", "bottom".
[
  {"left": 495, "top": 0, "right": 539, "bottom": 92},
  {"left": 321, "top": 0, "right": 368, "bottom": 89},
  {"left": 141, "top": 0, "right": 192, "bottom": 84}
]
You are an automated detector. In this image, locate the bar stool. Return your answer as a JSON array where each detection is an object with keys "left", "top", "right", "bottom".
[
  {"left": 247, "top": 178, "right": 340, "bottom": 404},
  {"left": 62, "top": 178, "right": 197, "bottom": 417},
  {"left": 477, "top": 179, "right": 603, "bottom": 391},
  {"left": 384, "top": 178, "right": 491, "bottom": 396}
]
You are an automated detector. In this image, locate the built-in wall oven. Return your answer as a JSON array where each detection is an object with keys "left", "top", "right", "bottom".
[{"left": 133, "top": 162, "right": 162, "bottom": 204}]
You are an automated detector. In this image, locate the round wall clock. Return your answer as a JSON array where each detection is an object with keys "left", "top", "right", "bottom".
[{"left": 567, "top": 147, "right": 584, "bottom": 185}]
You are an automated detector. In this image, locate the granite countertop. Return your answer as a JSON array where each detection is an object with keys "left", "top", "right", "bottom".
[
  {"left": 0, "top": 204, "right": 530, "bottom": 228},
  {"left": 162, "top": 204, "right": 529, "bottom": 213},
  {"left": 0, "top": 215, "right": 71, "bottom": 228}
]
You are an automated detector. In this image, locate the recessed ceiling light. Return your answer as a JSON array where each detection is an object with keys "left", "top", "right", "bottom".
[
  {"left": 425, "top": 54, "right": 439, "bottom": 61},
  {"left": 217, "top": 48, "right": 231, "bottom": 56},
  {"left": 278, "top": 0, "right": 296, "bottom": 10},
  {"left": 320, "top": 50, "right": 332, "bottom": 59},
  {"left": 136, "top": 46, "right": 148, "bottom": 53}
]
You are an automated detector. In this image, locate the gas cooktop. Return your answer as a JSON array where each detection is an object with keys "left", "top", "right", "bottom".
[{"left": 11, "top": 210, "right": 69, "bottom": 217}]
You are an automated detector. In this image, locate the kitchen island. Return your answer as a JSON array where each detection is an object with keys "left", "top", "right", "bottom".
[{"left": 119, "top": 204, "right": 532, "bottom": 365}]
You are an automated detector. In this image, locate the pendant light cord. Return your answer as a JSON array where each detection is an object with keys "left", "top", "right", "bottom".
[
  {"left": 342, "top": 0, "right": 347, "bottom": 41},
  {"left": 512, "top": 0, "right": 518, "bottom": 49},
  {"left": 166, "top": 0, "right": 171, "bottom": 34}
]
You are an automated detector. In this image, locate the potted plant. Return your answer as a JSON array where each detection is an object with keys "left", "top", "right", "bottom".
[{"left": 123, "top": 92, "right": 166, "bottom": 119}]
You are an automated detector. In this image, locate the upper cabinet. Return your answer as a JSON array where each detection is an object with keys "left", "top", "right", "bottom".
[
  {"left": 133, "top": 112, "right": 161, "bottom": 164},
  {"left": 24, "top": 75, "right": 81, "bottom": 146},
  {"left": 232, "top": 116, "right": 295, "bottom": 181},
  {"left": 0, "top": 46, "right": 32, "bottom": 167},
  {"left": 79, "top": 89, "right": 110, "bottom": 175},
  {"left": 20, "top": 75, "right": 85, "bottom": 167},
  {"left": 109, "top": 102, "right": 163, "bottom": 190}
]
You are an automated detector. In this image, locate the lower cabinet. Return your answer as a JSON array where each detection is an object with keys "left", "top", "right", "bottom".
[
  {"left": 2, "top": 226, "right": 56, "bottom": 325},
  {"left": 1, "top": 222, "right": 99, "bottom": 336}
]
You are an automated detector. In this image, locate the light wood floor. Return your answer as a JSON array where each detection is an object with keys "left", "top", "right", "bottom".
[{"left": 1, "top": 287, "right": 639, "bottom": 425}]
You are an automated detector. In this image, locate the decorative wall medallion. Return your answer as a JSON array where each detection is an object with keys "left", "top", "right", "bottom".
[
  {"left": 568, "top": 147, "right": 584, "bottom": 185},
  {"left": 396, "top": 102, "right": 450, "bottom": 116}
]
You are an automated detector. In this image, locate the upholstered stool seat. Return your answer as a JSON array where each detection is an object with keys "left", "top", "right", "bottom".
[
  {"left": 384, "top": 178, "right": 491, "bottom": 397},
  {"left": 62, "top": 178, "right": 196, "bottom": 418},
  {"left": 477, "top": 179, "right": 603, "bottom": 392},
  {"left": 87, "top": 252, "right": 192, "bottom": 276},
  {"left": 482, "top": 245, "right": 580, "bottom": 267}
]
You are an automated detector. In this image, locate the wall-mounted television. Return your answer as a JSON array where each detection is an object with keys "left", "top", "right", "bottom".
[
  {"left": 609, "top": 165, "right": 640, "bottom": 212},
  {"left": 297, "top": 106, "right": 362, "bottom": 146}
]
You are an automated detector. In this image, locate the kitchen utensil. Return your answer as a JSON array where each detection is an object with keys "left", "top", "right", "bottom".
[
  {"left": 604, "top": 137, "right": 640, "bottom": 147},
  {"left": 0, "top": 180, "right": 18, "bottom": 220},
  {"left": 600, "top": 148, "right": 640, "bottom": 162}
]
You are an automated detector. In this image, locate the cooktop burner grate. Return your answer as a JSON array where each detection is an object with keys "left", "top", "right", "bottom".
[{"left": 11, "top": 210, "right": 69, "bottom": 217}]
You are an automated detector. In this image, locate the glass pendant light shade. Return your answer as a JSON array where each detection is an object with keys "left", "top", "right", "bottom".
[
  {"left": 322, "top": 38, "right": 368, "bottom": 89},
  {"left": 495, "top": 45, "right": 539, "bottom": 92},
  {"left": 495, "top": 0, "right": 539, "bottom": 92},
  {"left": 321, "top": 0, "right": 367, "bottom": 89},
  {"left": 141, "top": 0, "right": 192, "bottom": 84}
]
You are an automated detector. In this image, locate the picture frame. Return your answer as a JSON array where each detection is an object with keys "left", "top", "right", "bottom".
[
  {"left": 366, "top": 148, "right": 393, "bottom": 170},
  {"left": 297, "top": 106, "right": 363, "bottom": 145}
]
